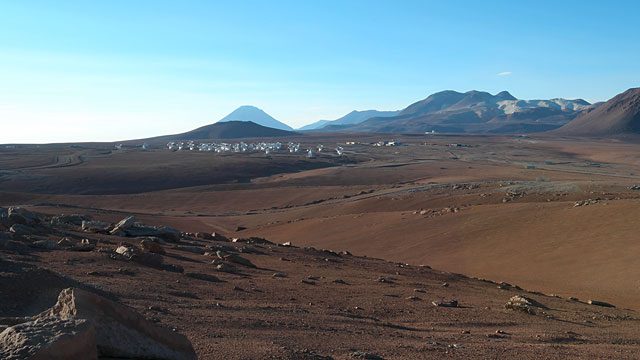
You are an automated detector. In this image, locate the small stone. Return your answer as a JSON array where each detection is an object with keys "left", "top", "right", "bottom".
[
  {"left": 588, "top": 300, "right": 615, "bottom": 308},
  {"left": 432, "top": 300, "right": 458, "bottom": 308}
]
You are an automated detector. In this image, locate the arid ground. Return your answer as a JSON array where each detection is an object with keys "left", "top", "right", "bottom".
[{"left": 2, "top": 133, "right": 640, "bottom": 359}]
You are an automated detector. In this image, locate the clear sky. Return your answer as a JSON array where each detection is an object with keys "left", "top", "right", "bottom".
[{"left": 1, "top": 0, "right": 639, "bottom": 143}]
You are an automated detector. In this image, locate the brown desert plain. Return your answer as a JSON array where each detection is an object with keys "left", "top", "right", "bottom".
[{"left": 2, "top": 132, "right": 640, "bottom": 359}]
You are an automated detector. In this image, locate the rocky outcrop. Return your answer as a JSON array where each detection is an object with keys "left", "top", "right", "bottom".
[
  {"left": 81, "top": 221, "right": 111, "bottom": 233},
  {"left": 32, "top": 288, "right": 197, "bottom": 359},
  {"left": 0, "top": 318, "right": 97, "bottom": 360},
  {"left": 504, "top": 295, "right": 545, "bottom": 315},
  {"left": 51, "top": 214, "right": 92, "bottom": 227},
  {"left": 7, "top": 207, "right": 42, "bottom": 227}
]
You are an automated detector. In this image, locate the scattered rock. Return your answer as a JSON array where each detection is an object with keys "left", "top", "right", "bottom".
[
  {"left": 588, "top": 300, "right": 615, "bottom": 308},
  {"left": 116, "top": 245, "right": 163, "bottom": 267},
  {"left": 504, "top": 295, "right": 542, "bottom": 315},
  {"left": 332, "top": 279, "right": 347, "bottom": 284},
  {"left": 272, "top": 273, "right": 288, "bottom": 278},
  {"left": 110, "top": 216, "right": 136, "bottom": 234},
  {"left": 70, "top": 239, "right": 95, "bottom": 252},
  {"left": 140, "top": 239, "right": 166, "bottom": 255},
  {"left": 432, "top": 300, "right": 459, "bottom": 308},
  {"left": 194, "top": 232, "right": 213, "bottom": 240},
  {"left": 8, "top": 207, "right": 42, "bottom": 226},
  {"left": 82, "top": 220, "right": 111, "bottom": 233},
  {"left": 57, "top": 237, "right": 74, "bottom": 248},
  {"left": 350, "top": 351, "right": 386, "bottom": 359},
  {"left": 30, "top": 239, "right": 59, "bottom": 250},
  {"left": 216, "top": 251, "right": 256, "bottom": 268},
  {"left": 406, "top": 296, "right": 421, "bottom": 301},
  {"left": 123, "top": 226, "right": 181, "bottom": 242},
  {"left": 212, "top": 260, "right": 238, "bottom": 274},
  {"left": 211, "top": 232, "right": 229, "bottom": 242},
  {"left": 232, "top": 237, "right": 272, "bottom": 245},
  {"left": 116, "top": 245, "right": 136, "bottom": 258},
  {"left": 52, "top": 214, "right": 91, "bottom": 226},
  {"left": 238, "top": 246, "right": 265, "bottom": 255},
  {"left": 9, "top": 223, "right": 37, "bottom": 236}
]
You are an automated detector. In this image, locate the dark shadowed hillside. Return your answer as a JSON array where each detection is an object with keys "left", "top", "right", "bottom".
[
  {"left": 137, "top": 121, "right": 298, "bottom": 142},
  {"left": 553, "top": 87, "right": 640, "bottom": 136}
]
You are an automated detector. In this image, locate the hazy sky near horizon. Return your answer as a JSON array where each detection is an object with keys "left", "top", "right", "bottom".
[{"left": 1, "top": 1, "right": 639, "bottom": 143}]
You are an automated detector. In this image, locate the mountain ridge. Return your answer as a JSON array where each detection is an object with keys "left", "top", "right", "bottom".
[
  {"left": 299, "top": 109, "right": 400, "bottom": 131},
  {"left": 339, "top": 90, "right": 595, "bottom": 134},
  {"left": 552, "top": 87, "right": 640, "bottom": 137}
]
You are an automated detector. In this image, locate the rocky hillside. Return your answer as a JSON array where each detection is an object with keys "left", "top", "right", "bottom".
[{"left": 2, "top": 206, "right": 639, "bottom": 359}]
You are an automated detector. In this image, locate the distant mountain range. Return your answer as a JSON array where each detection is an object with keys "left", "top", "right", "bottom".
[
  {"left": 553, "top": 87, "right": 640, "bottom": 137},
  {"left": 334, "top": 90, "right": 596, "bottom": 133},
  {"left": 298, "top": 110, "right": 400, "bottom": 131},
  {"left": 132, "top": 87, "right": 640, "bottom": 142},
  {"left": 218, "top": 105, "right": 293, "bottom": 131}
]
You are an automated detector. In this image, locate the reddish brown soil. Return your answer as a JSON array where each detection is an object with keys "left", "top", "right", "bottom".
[{"left": 3, "top": 133, "right": 640, "bottom": 358}]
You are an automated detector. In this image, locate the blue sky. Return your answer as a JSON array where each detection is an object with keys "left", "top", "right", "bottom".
[{"left": 1, "top": 1, "right": 639, "bottom": 143}]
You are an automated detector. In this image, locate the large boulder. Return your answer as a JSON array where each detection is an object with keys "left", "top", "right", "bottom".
[
  {"left": 7, "top": 207, "right": 42, "bottom": 227},
  {"left": 139, "top": 239, "right": 166, "bottom": 255},
  {"left": 9, "top": 224, "right": 37, "bottom": 237},
  {"left": 35, "top": 288, "right": 197, "bottom": 359},
  {"left": 116, "top": 245, "right": 164, "bottom": 267},
  {"left": 110, "top": 216, "right": 136, "bottom": 235},
  {"left": 81, "top": 221, "right": 111, "bottom": 233},
  {"left": 0, "top": 317, "right": 97, "bottom": 360}
]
